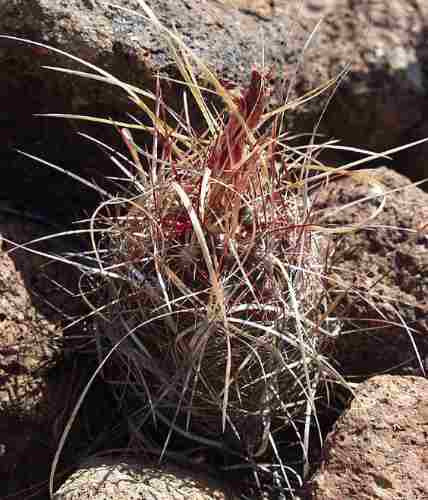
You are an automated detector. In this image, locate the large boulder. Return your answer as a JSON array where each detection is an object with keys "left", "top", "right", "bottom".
[
  {"left": 0, "top": 0, "right": 298, "bottom": 222},
  {"left": 309, "top": 375, "right": 428, "bottom": 500},
  {"left": 0, "top": 221, "right": 61, "bottom": 415},
  {"left": 286, "top": 0, "right": 428, "bottom": 181}
]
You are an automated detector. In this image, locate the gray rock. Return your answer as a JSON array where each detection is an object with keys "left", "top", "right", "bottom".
[
  {"left": 54, "top": 457, "right": 234, "bottom": 500},
  {"left": 0, "top": 0, "right": 299, "bottom": 222}
]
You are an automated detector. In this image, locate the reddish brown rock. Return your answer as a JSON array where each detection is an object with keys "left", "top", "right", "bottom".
[
  {"left": 315, "top": 167, "right": 428, "bottom": 376},
  {"left": 223, "top": 0, "right": 428, "bottom": 176},
  {"left": 309, "top": 375, "right": 428, "bottom": 500},
  {"left": 284, "top": 0, "right": 428, "bottom": 182},
  {"left": 0, "top": 215, "right": 64, "bottom": 414}
]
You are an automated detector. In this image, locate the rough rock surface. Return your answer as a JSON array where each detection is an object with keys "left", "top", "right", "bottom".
[
  {"left": 0, "top": 213, "right": 89, "bottom": 499},
  {"left": 54, "top": 458, "right": 234, "bottom": 500},
  {"left": 0, "top": 233, "right": 60, "bottom": 414},
  {"left": 0, "top": 0, "right": 300, "bottom": 222},
  {"left": 315, "top": 167, "right": 428, "bottom": 376},
  {"left": 286, "top": 0, "right": 428, "bottom": 181},
  {"left": 0, "top": 216, "right": 61, "bottom": 496},
  {"left": 309, "top": 375, "right": 428, "bottom": 500}
]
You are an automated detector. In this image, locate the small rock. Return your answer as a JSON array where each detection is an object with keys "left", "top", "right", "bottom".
[
  {"left": 54, "top": 457, "right": 235, "bottom": 500},
  {"left": 309, "top": 375, "right": 428, "bottom": 500}
]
